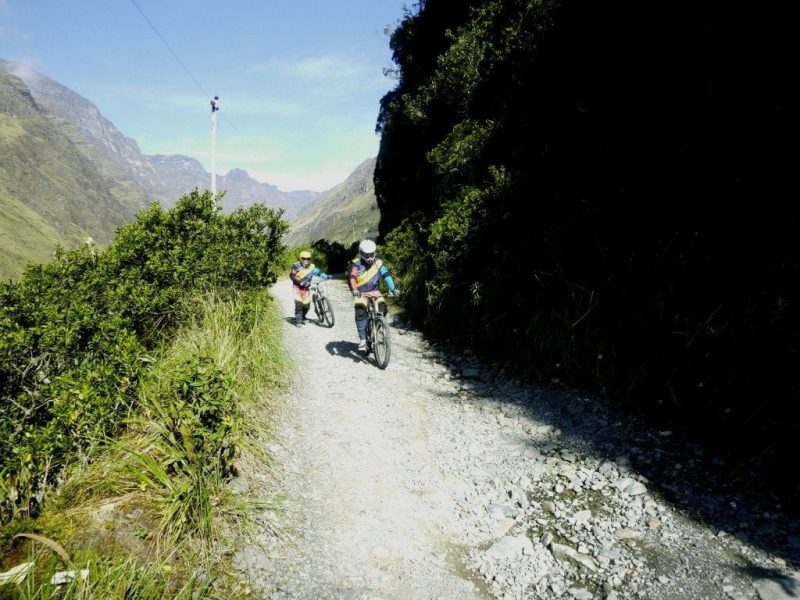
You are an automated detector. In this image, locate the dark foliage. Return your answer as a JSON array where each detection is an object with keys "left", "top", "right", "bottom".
[
  {"left": 375, "top": 0, "right": 797, "bottom": 503},
  {"left": 310, "top": 239, "right": 351, "bottom": 274}
]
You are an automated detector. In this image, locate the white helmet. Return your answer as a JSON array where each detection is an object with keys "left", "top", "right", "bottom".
[{"left": 359, "top": 239, "right": 377, "bottom": 263}]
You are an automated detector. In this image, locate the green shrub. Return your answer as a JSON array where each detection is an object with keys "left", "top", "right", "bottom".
[
  {"left": 310, "top": 239, "right": 350, "bottom": 274},
  {"left": 156, "top": 356, "right": 236, "bottom": 475},
  {"left": 0, "top": 190, "right": 287, "bottom": 522}
]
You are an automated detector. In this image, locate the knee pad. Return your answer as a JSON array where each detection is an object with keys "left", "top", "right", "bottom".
[{"left": 355, "top": 305, "right": 368, "bottom": 320}]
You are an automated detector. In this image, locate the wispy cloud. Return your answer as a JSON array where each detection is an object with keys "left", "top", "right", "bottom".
[
  {"left": 217, "top": 92, "right": 304, "bottom": 117},
  {"left": 4, "top": 57, "right": 44, "bottom": 84},
  {"left": 250, "top": 53, "right": 387, "bottom": 100}
]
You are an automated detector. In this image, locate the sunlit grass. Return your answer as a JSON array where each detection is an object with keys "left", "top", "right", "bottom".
[
  {"left": 2, "top": 545, "right": 212, "bottom": 600},
  {"left": 1, "top": 289, "right": 287, "bottom": 598}
]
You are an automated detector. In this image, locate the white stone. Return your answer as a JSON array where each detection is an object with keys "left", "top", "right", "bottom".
[
  {"left": 754, "top": 573, "right": 800, "bottom": 600},
  {"left": 625, "top": 481, "right": 647, "bottom": 496},
  {"left": 486, "top": 535, "right": 534, "bottom": 561}
]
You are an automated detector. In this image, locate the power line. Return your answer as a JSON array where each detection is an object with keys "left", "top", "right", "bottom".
[
  {"left": 128, "top": 0, "right": 241, "bottom": 135},
  {"left": 129, "top": 0, "right": 209, "bottom": 98}
]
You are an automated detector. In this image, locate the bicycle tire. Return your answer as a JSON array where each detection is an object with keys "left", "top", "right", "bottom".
[
  {"left": 372, "top": 315, "right": 391, "bottom": 369},
  {"left": 321, "top": 297, "right": 335, "bottom": 328},
  {"left": 312, "top": 296, "right": 320, "bottom": 321}
]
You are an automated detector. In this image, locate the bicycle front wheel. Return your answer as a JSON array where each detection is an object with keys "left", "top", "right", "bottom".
[
  {"left": 371, "top": 315, "right": 391, "bottom": 369},
  {"left": 311, "top": 295, "right": 320, "bottom": 320},
  {"left": 320, "top": 297, "right": 335, "bottom": 327}
]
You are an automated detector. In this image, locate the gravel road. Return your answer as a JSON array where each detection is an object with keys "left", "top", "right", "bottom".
[{"left": 234, "top": 277, "right": 800, "bottom": 600}]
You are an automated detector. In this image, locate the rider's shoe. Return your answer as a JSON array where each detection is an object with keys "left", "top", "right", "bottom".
[
  {"left": 293, "top": 318, "right": 301, "bottom": 327},
  {"left": 357, "top": 340, "right": 367, "bottom": 352}
]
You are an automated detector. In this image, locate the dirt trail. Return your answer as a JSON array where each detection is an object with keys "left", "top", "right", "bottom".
[
  {"left": 236, "top": 278, "right": 486, "bottom": 598},
  {"left": 234, "top": 277, "right": 800, "bottom": 600}
]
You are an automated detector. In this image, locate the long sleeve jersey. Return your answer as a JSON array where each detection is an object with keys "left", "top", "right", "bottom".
[
  {"left": 290, "top": 262, "right": 329, "bottom": 288},
  {"left": 348, "top": 258, "right": 396, "bottom": 294}
]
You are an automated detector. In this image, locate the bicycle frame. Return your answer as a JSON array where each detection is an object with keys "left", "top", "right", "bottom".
[{"left": 311, "top": 280, "right": 334, "bottom": 327}]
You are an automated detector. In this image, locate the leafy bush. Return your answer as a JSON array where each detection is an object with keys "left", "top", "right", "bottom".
[
  {"left": 151, "top": 356, "right": 237, "bottom": 476},
  {"left": 0, "top": 190, "right": 287, "bottom": 522},
  {"left": 122, "top": 290, "right": 285, "bottom": 545},
  {"left": 310, "top": 239, "right": 350, "bottom": 274}
]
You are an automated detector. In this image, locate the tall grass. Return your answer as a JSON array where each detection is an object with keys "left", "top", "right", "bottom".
[
  {"left": 3, "top": 550, "right": 211, "bottom": 600},
  {"left": 1, "top": 289, "right": 288, "bottom": 598}
]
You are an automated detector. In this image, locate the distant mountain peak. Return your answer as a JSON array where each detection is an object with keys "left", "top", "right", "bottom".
[
  {"left": 225, "top": 168, "right": 251, "bottom": 179},
  {"left": 285, "top": 157, "right": 378, "bottom": 246},
  {"left": 1, "top": 60, "right": 327, "bottom": 277},
  {"left": 1, "top": 59, "right": 320, "bottom": 215}
]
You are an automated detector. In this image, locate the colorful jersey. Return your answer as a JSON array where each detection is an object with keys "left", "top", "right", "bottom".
[
  {"left": 349, "top": 258, "right": 396, "bottom": 294},
  {"left": 290, "top": 262, "right": 327, "bottom": 288}
]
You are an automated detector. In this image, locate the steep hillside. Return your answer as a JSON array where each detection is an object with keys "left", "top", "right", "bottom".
[
  {"left": 4, "top": 59, "right": 156, "bottom": 205},
  {"left": 375, "top": 0, "right": 797, "bottom": 506},
  {"left": 285, "top": 157, "right": 378, "bottom": 246},
  {"left": 0, "top": 59, "right": 319, "bottom": 278},
  {"left": 2, "top": 59, "right": 319, "bottom": 214},
  {"left": 0, "top": 69, "right": 145, "bottom": 279}
]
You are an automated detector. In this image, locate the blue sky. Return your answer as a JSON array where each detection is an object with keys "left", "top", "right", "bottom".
[{"left": 0, "top": 0, "right": 409, "bottom": 191}]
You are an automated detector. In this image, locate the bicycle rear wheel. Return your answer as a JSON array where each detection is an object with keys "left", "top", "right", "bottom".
[
  {"left": 371, "top": 315, "right": 391, "bottom": 369},
  {"left": 321, "top": 297, "right": 335, "bottom": 327}
]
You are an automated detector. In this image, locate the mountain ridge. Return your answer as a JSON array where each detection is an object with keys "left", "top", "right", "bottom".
[
  {"left": 1, "top": 60, "right": 320, "bottom": 215},
  {"left": 1, "top": 67, "right": 147, "bottom": 279},
  {"left": 0, "top": 59, "right": 323, "bottom": 278},
  {"left": 285, "top": 157, "right": 379, "bottom": 247}
]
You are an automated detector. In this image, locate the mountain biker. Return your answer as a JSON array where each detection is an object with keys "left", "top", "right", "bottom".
[
  {"left": 290, "top": 250, "right": 331, "bottom": 326},
  {"left": 349, "top": 239, "right": 400, "bottom": 352}
]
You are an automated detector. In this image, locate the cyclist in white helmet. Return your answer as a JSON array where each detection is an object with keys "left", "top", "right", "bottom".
[
  {"left": 290, "top": 250, "right": 331, "bottom": 326},
  {"left": 348, "top": 239, "right": 400, "bottom": 352}
]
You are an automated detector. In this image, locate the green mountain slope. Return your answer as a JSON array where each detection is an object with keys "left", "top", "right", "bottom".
[
  {"left": 7, "top": 59, "right": 318, "bottom": 216},
  {"left": 1, "top": 59, "right": 320, "bottom": 280},
  {"left": 0, "top": 69, "right": 142, "bottom": 279},
  {"left": 285, "top": 157, "right": 378, "bottom": 247}
]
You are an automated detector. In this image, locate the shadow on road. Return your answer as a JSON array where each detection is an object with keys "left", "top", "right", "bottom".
[
  {"left": 283, "top": 315, "right": 330, "bottom": 328},
  {"left": 418, "top": 342, "right": 800, "bottom": 570},
  {"left": 325, "top": 340, "right": 369, "bottom": 364},
  {"left": 388, "top": 314, "right": 416, "bottom": 332}
]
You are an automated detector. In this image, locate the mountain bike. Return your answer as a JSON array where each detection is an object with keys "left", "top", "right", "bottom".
[
  {"left": 311, "top": 280, "right": 334, "bottom": 328},
  {"left": 364, "top": 295, "right": 391, "bottom": 369}
]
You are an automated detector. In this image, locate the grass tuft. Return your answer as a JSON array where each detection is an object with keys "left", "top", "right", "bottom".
[{"left": 1, "top": 289, "right": 288, "bottom": 598}]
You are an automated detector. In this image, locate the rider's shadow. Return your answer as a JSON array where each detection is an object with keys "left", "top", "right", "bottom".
[
  {"left": 325, "top": 340, "right": 368, "bottom": 363},
  {"left": 283, "top": 316, "right": 325, "bottom": 326}
]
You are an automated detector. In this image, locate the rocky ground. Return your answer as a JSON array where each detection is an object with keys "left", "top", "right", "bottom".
[{"left": 233, "top": 278, "right": 800, "bottom": 599}]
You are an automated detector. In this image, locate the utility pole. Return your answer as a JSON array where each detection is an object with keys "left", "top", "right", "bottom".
[{"left": 210, "top": 96, "right": 219, "bottom": 196}]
